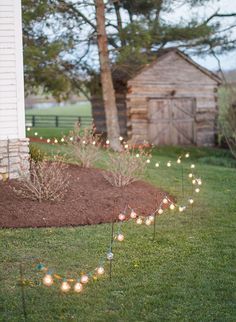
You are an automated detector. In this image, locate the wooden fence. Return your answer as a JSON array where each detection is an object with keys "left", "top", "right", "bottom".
[{"left": 25, "top": 115, "right": 93, "bottom": 128}]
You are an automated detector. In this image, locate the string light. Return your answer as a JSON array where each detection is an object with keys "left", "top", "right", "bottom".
[
  {"left": 192, "top": 179, "right": 196, "bottom": 184},
  {"left": 40, "top": 136, "right": 43, "bottom": 140},
  {"left": 97, "top": 267, "right": 105, "bottom": 275},
  {"left": 61, "top": 138, "right": 65, "bottom": 143},
  {"left": 130, "top": 210, "right": 137, "bottom": 219},
  {"left": 149, "top": 215, "right": 155, "bottom": 222},
  {"left": 27, "top": 127, "right": 31, "bottom": 131},
  {"left": 117, "top": 234, "right": 124, "bottom": 241},
  {"left": 145, "top": 218, "right": 152, "bottom": 226},
  {"left": 177, "top": 158, "right": 181, "bottom": 164},
  {"left": 74, "top": 281, "right": 83, "bottom": 293},
  {"left": 69, "top": 137, "right": 73, "bottom": 141},
  {"left": 124, "top": 144, "right": 129, "bottom": 149},
  {"left": 198, "top": 179, "right": 202, "bottom": 185},
  {"left": 136, "top": 218, "right": 142, "bottom": 225},
  {"left": 82, "top": 140, "right": 86, "bottom": 144},
  {"left": 155, "top": 162, "right": 160, "bottom": 167},
  {"left": 185, "top": 153, "right": 190, "bottom": 158},
  {"left": 118, "top": 213, "right": 126, "bottom": 221},
  {"left": 34, "top": 132, "right": 38, "bottom": 136},
  {"left": 179, "top": 206, "right": 186, "bottom": 212},
  {"left": 61, "top": 280, "right": 71, "bottom": 292},
  {"left": 81, "top": 275, "right": 89, "bottom": 284},
  {"left": 158, "top": 208, "right": 163, "bottom": 215},
  {"left": 189, "top": 198, "right": 194, "bottom": 204},
  {"left": 106, "top": 139, "right": 109, "bottom": 145},
  {"left": 163, "top": 198, "right": 168, "bottom": 204},
  {"left": 119, "top": 136, "right": 123, "bottom": 141},
  {"left": 195, "top": 188, "right": 200, "bottom": 193},
  {"left": 167, "top": 161, "right": 171, "bottom": 167},
  {"left": 92, "top": 141, "right": 96, "bottom": 145},
  {"left": 188, "top": 173, "right": 193, "bottom": 178},
  {"left": 136, "top": 153, "right": 140, "bottom": 158},
  {"left": 54, "top": 139, "right": 58, "bottom": 144},
  {"left": 169, "top": 204, "right": 175, "bottom": 210},
  {"left": 107, "top": 252, "right": 113, "bottom": 260},
  {"left": 146, "top": 159, "right": 151, "bottom": 164},
  {"left": 43, "top": 273, "right": 53, "bottom": 286},
  {"left": 191, "top": 164, "right": 195, "bottom": 169},
  {"left": 47, "top": 139, "right": 50, "bottom": 143}
]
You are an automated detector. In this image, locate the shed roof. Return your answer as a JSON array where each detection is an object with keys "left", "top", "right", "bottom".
[{"left": 112, "top": 48, "right": 221, "bottom": 87}]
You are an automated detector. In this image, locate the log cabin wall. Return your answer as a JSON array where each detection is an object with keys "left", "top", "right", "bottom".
[{"left": 127, "top": 50, "right": 220, "bottom": 146}]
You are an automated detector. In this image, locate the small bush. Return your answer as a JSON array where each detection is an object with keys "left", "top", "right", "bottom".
[
  {"left": 103, "top": 147, "right": 151, "bottom": 187},
  {"left": 66, "top": 123, "right": 101, "bottom": 168},
  {"left": 29, "top": 145, "right": 45, "bottom": 162},
  {"left": 14, "top": 160, "right": 70, "bottom": 202}
]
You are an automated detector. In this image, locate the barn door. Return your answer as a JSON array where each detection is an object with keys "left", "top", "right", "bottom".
[{"left": 148, "top": 98, "right": 195, "bottom": 145}]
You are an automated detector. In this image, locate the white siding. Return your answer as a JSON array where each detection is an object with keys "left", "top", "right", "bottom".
[{"left": 0, "top": 0, "right": 25, "bottom": 140}]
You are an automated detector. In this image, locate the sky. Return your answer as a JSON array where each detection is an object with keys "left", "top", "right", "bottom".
[{"left": 165, "top": 0, "right": 236, "bottom": 71}]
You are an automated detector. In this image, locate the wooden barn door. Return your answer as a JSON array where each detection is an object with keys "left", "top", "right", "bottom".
[{"left": 148, "top": 98, "right": 196, "bottom": 145}]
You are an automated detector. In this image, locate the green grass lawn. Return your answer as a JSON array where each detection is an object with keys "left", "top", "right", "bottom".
[{"left": 1, "top": 145, "right": 236, "bottom": 321}]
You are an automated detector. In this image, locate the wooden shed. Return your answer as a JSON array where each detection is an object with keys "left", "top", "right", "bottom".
[{"left": 92, "top": 48, "right": 221, "bottom": 146}]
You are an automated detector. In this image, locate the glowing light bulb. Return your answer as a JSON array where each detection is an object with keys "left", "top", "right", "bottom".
[
  {"left": 149, "top": 215, "right": 155, "bottom": 222},
  {"left": 198, "top": 179, "right": 202, "bottom": 185},
  {"left": 130, "top": 210, "right": 137, "bottom": 219},
  {"left": 81, "top": 275, "right": 89, "bottom": 284},
  {"left": 167, "top": 161, "right": 171, "bottom": 167},
  {"left": 69, "top": 137, "right": 73, "bottom": 141},
  {"left": 188, "top": 173, "right": 193, "bottom": 178},
  {"left": 40, "top": 136, "right": 43, "bottom": 140},
  {"left": 74, "top": 282, "right": 83, "bottom": 293},
  {"left": 61, "top": 280, "right": 71, "bottom": 292},
  {"left": 82, "top": 140, "right": 86, "bottom": 144},
  {"left": 185, "top": 153, "right": 190, "bottom": 158},
  {"left": 158, "top": 208, "right": 163, "bottom": 215},
  {"left": 118, "top": 213, "right": 126, "bottom": 221},
  {"left": 136, "top": 153, "right": 140, "bottom": 158},
  {"left": 189, "top": 198, "right": 194, "bottom": 204},
  {"left": 97, "top": 267, "right": 105, "bottom": 275},
  {"left": 92, "top": 141, "right": 96, "bottom": 145},
  {"left": 27, "top": 127, "right": 30, "bottom": 131},
  {"left": 163, "top": 198, "right": 168, "bottom": 204},
  {"left": 61, "top": 138, "right": 65, "bottom": 142},
  {"left": 155, "top": 162, "right": 160, "bottom": 167},
  {"left": 34, "top": 132, "right": 38, "bottom": 136},
  {"left": 195, "top": 188, "right": 200, "bottom": 193},
  {"left": 47, "top": 139, "right": 50, "bottom": 143},
  {"left": 107, "top": 252, "right": 113, "bottom": 260},
  {"left": 145, "top": 218, "right": 152, "bottom": 226},
  {"left": 54, "top": 139, "right": 58, "bottom": 144},
  {"left": 191, "top": 164, "right": 195, "bottom": 169},
  {"left": 170, "top": 204, "right": 175, "bottom": 210},
  {"left": 192, "top": 179, "right": 196, "bottom": 185},
  {"left": 124, "top": 144, "right": 129, "bottom": 149},
  {"left": 179, "top": 206, "right": 186, "bottom": 212},
  {"left": 43, "top": 273, "right": 53, "bottom": 286},
  {"left": 117, "top": 233, "right": 124, "bottom": 241},
  {"left": 146, "top": 159, "right": 151, "bottom": 164},
  {"left": 177, "top": 158, "right": 181, "bottom": 164},
  {"left": 119, "top": 136, "right": 123, "bottom": 141},
  {"left": 106, "top": 139, "right": 109, "bottom": 144},
  {"left": 136, "top": 218, "right": 142, "bottom": 225}
]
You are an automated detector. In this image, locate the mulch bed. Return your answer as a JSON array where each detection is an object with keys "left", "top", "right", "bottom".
[{"left": 0, "top": 165, "right": 171, "bottom": 228}]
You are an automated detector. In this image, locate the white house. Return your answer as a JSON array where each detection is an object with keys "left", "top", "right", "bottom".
[{"left": 0, "top": 0, "right": 29, "bottom": 180}]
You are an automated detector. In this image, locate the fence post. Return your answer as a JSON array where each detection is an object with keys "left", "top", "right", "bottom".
[
  {"left": 32, "top": 115, "right": 35, "bottom": 127},
  {"left": 55, "top": 116, "right": 59, "bottom": 128}
]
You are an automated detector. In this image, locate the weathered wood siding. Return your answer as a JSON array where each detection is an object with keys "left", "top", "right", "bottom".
[
  {"left": 0, "top": 0, "right": 25, "bottom": 140},
  {"left": 127, "top": 51, "right": 219, "bottom": 146}
]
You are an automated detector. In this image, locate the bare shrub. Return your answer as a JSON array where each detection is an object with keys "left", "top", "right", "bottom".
[
  {"left": 14, "top": 160, "right": 70, "bottom": 202},
  {"left": 66, "top": 123, "right": 102, "bottom": 168},
  {"left": 103, "top": 147, "right": 151, "bottom": 187}
]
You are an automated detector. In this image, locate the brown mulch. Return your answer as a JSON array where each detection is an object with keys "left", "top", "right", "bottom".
[{"left": 0, "top": 165, "right": 170, "bottom": 228}]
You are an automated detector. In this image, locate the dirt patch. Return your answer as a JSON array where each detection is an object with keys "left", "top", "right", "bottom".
[{"left": 0, "top": 165, "right": 171, "bottom": 228}]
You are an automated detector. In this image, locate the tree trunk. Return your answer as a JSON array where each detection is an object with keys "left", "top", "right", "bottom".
[{"left": 95, "top": 0, "right": 121, "bottom": 151}]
